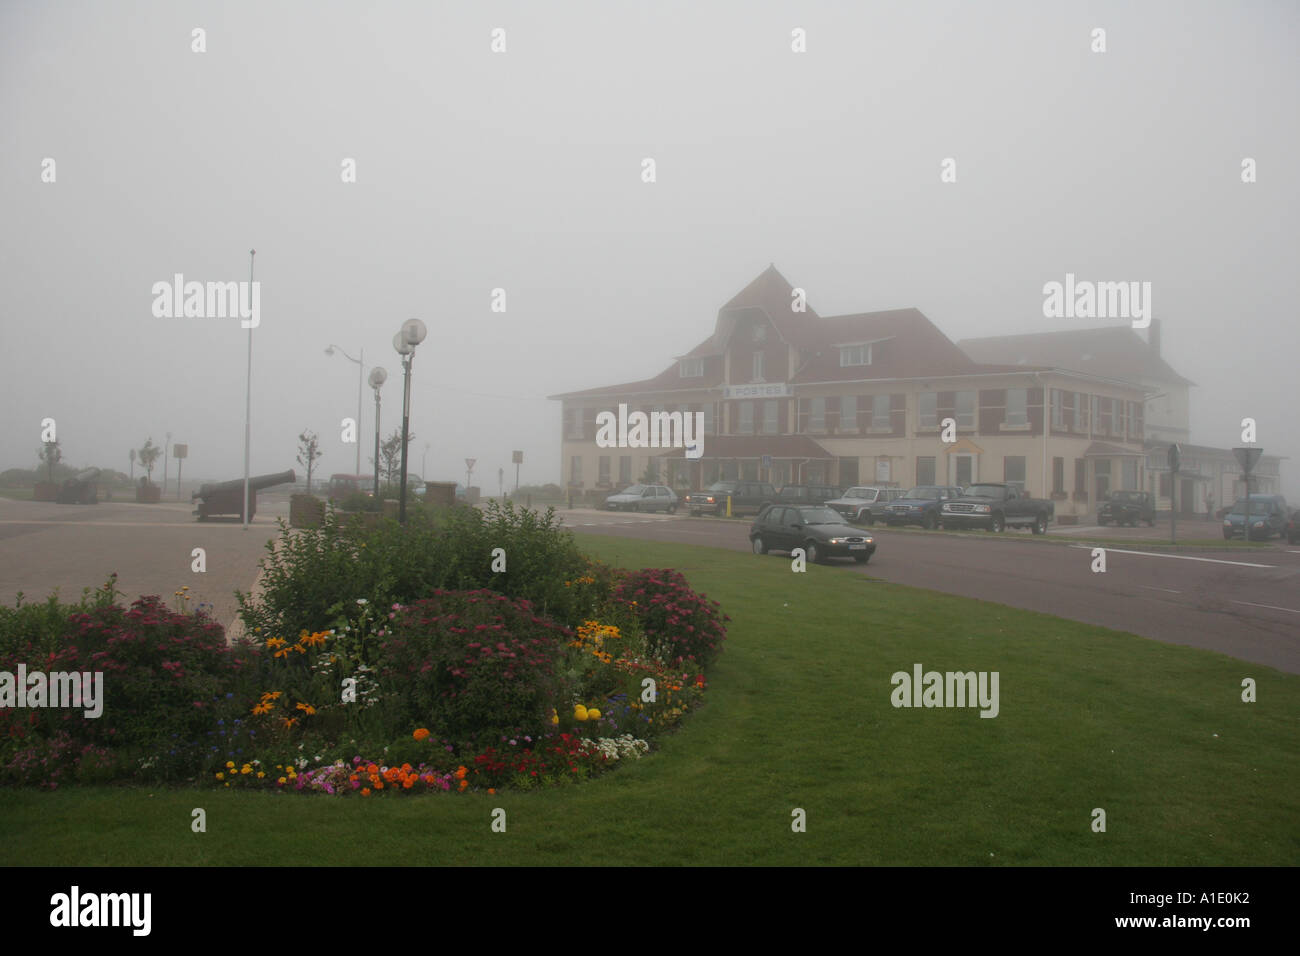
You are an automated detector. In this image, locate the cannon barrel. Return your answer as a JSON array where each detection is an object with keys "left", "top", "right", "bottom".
[
  {"left": 192, "top": 469, "right": 294, "bottom": 520},
  {"left": 193, "top": 469, "right": 295, "bottom": 500}
]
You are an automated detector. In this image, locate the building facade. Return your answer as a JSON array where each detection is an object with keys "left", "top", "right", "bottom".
[{"left": 551, "top": 266, "right": 1190, "bottom": 520}]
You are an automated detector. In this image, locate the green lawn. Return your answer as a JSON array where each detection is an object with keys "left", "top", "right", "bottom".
[{"left": 2, "top": 535, "right": 1295, "bottom": 866}]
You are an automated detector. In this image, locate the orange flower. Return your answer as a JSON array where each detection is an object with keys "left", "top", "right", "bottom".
[
  {"left": 280, "top": 716, "right": 298, "bottom": 729},
  {"left": 458, "top": 779, "right": 468, "bottom": 791},
  {"left": 295, "top": 702, "right": 316, "bottom": 715},
  {"left": 413, "top": 728, "right": 430, "bottom": 741},
  {"left": 487, "top": 788, "right": 496, "bottom": 795},
  {"left": 361, "top": 787, "right": 371, "bottom": 796},
  {"left": 454, "top": 766, "right": 468, "bottom": 780}
]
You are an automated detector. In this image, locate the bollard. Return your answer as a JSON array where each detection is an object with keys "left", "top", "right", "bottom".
[{"left": 726, "top": 495, "right": 732, "bottom": 517}]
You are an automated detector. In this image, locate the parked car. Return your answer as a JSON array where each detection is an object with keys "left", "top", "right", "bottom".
[
  {"left": 776, "top": 484, "right": 844, "bottom": 507},
  {"left": 685, "top": 480, "right": 777, "bottom": 517},
  {"left": 750, "top": 504, "right": 876, "bottom": 564},
  {"left": 884, "top": 486, "right": 964, "bottom": 529},
  {"left": 1222, "top": 495, "right": 1289, "bottom": 540},
  {"left": 1287, "top": 509, "right": 1300, "bottom": 545},
  {"left": 1098, "top": 490, "right": 1156, "bottom": 527},
  {"left": 326, "top": 473, "right": 373, "bottom": 501},
  {"left": 605, "top": 483, "right": 678, "bottom": 513},
  {"left": 824, "top": 486, "right": 906, "bottom": 524},
  {"left": 940, "top": 483, "right": 1054, "bottom": 534}
]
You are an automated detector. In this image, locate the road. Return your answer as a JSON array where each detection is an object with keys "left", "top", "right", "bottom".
[{"left": 560, "top": 508, "right": 1300, "bottom": 674}]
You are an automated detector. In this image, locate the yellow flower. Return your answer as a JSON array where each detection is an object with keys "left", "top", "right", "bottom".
[
  {"left": 588, "top": 708, "right": 601, "bottom": 720},
  {"left": 257, "top": 771, "right": 266, "bottom": 779},
  {"left": 277, "top": 777, "right": 287, "bottom": 785},
  {"left": 225, "top": 761, "right": 235, "bottom": 769},
  {"left": 574, "top": 705, "right": 588, "bottom": 721},
  {"left": 215, "top": 772, "right": 224, "bottom": 780}
]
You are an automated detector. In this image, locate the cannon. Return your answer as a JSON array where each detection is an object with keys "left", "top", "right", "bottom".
[
  {"left": 192, "top": 469, "right": 294, "bottom": 520},
  {"left": 56, "top": 468, "right": 101, "bottom": 504}
]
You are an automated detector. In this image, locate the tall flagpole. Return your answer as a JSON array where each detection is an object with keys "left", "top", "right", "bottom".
[{"left": 243, "top": 249, "right": 255, "bottom": 530}]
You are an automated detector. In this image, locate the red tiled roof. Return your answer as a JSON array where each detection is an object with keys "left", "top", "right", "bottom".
[{"left": 959, "top": 327, "right": 1194, "bottom": 387}]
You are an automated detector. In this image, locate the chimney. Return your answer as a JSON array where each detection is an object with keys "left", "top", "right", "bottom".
[{"left": 1148, "top": 318, "right": 1161, "bottom": 357}]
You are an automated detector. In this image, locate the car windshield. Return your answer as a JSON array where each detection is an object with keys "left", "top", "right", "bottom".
[
  {"left": 620, "top": 485, "right": 646, "bottom": 495},
  {"left": 904, "top": 487, "right": 943, "bottom": 498},
  {"left": 1228, "top": 499, "right": 1273, "bottom": 515},
  {"left": 1111, "top": 492, "right": 1143, "bottom": 502},
  {"left": 843, "top": 488, "right": 872, "bottom": 498},
  {"left": 796, "top": 507, "right": 844, "bottom": 525},
  {"left": 964, "top": 485, "right": 1005, "bottom": 497},
  {"left": 705, "top": 482, "right": 737, "bottom": 492}
]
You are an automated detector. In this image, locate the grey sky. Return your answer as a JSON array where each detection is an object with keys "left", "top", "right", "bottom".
[{"left": 2, "top": 0, "right": 1296, "bottom": 496}]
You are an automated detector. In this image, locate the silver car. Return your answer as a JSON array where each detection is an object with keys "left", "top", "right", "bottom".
[
  {"left": 605, "top": 483, "right": 679, "bottom": 513},
  {"left": 824, "top": 486, "right": 906, "bottom": 524}
]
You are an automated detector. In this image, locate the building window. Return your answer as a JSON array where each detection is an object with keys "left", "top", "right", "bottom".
[
  {"left": 841, "top": 395, "right": 858, "bottom": 431},
  {"left": 840, "top": 344, "right": 872, "bottom": 367},
  {"left": 839, "top": 457, "right": 859, "bottom": 486},
  {"left": 1116, "top": 400, "right": 1129, "bottom": 437},
  {"left": 1074, "top": 458, "right": 1087, "bottom": 497},
  {"left": 1051, "top": 389, "right": 1064, "bottom": 429},
  {"left": 753, "top": 351, "right": 765, "bottom": 381},
  {"left": 1075, "top": 392, "right": 1088, "bottom": 432},
  {"left": 956, "top": 391, "right": 976, "bottom": 429},
  {"left": 566, "top": 407, "right": 584, "bottom": 439},
  {"left": 619, "top": 455, "right": 632, "bottom": 485},
  {"left": 738, "top": 401, "right": 754, "bottom": 435},
  {"left": 753, "top": 324, "right": 766, "bottom": 344},
  {"left": 1091, "top": 395, "right": 1101, "bottom": 432},
  {"left": 763, "top": 399, "right": 779, "bottom": 435},
  {"left": 872, "top": 394, "right": 891, "bottom": 429},
  {"left": 644, "top": 457, "right": 659, "bottom": 482},
  {"left": 917, "top": 456, "right": 936, "bottom": 486},
  {"left": 598, "top": 456, "right": 610, "bottom": 485},
  {"left": 1122, "top": 458, "right": 1138, "bottom": 489},
  {"left": 1053, "top": 457, "right": 1065, "bottom": 494},
  {"left": 1006, "top": 388, "right": 1028, "bottom": 427},
  {"left": 569, "top": 456, "right": 582, "bottom": 485},
  {"left": 1005, "top": 456, "right": 1026, "bottom": 489},
  {"left": 703, "top": 403, "right": 714, "bottom": 435},
  {"left": 810, "top": 397, "right": 826, "bottom": 431},
  {"left": 679, "top": 357, "right": 703, "bottom": 378},
  {"left": 919, "top": 392, "right": 937, "bottom": 428},
  {"left": 955, "top": 455, "right": 973, "bottom": 486}
]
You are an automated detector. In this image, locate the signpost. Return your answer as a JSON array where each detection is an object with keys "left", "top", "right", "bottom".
[
  {"left": 465, "top": 457, "right": 476, "bottom": 492},
  {"left": 498, "top": 467, "right": 504, "bottom": 500},
  {"left": 173, "top": 443, "right": 188, "bottom": 499},
  {"left": 1167, "top": 443, "right": 1181, "bottom": 543},
  {"left": 511, "top": 450, "right": 523, "bottom": 496},
  {"left": 1233, "top": 446, "right": 1262, "bottom": 542}
]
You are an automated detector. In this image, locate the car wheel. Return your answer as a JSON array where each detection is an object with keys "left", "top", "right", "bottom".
[
  {"left": 751, "top": 535, "right": 768, "bottom": 555},
  {"left": 1032, "top": 513, "right": 1047, "bottom": 535},
  {"left": 667, "top": 502, "right": 677, "bottom": 514},
  {"left": 922, "top": 512, "right": 937, "bottom": 530},
  {"left": 853, "top": 553, "right": 870, "bottom": 564},
  {"left": 990, "top": 513, "right": 1005, "bottom": 533},
  {"left": 805, "top": 541, "right": 826, "bottom": 564}
]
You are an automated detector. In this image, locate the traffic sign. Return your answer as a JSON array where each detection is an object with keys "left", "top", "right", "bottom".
[
  {"left": 1232, "top": 447, "right": 1262, "bottom": 474},
  {"left": 512, "top": 450, "right": 523, "bottom": 464},
  {"left": 465, "top": 458, "right": 477, "bottom": 471}
]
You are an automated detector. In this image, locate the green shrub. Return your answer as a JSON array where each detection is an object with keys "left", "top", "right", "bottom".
[{"left": 611, "top": 569, "right": 730, "bottom": 667}]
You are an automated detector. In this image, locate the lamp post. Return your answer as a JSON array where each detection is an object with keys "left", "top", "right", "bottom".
[
  {"left": 242, "top": 249, "right": 255, "bottom": 530},
  {"left": 368, "top": 366, "right": 387, "bottom": 499},
  {"left": 325, "top": 344, "right": 365, "bottom": 476},
  {"left": 393, "top": 318, "right": 428, "bottom": 523}
]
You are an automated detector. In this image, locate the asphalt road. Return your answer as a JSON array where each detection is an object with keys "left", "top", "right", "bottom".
[{"left": 562, "top": 508, "right": 1300, "bottom": 675}]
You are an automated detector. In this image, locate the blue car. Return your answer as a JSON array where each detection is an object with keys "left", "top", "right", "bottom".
[
  {"left": 884, "top": 486, "right": 964, "bottom": 529},
  {"left": 1222, "top": 495, "right": 1289, "bottom": 540}
]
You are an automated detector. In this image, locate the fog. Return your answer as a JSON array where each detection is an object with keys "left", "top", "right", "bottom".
[{"left": 2, "top": 0, "right": 1296, "bottom": 497}]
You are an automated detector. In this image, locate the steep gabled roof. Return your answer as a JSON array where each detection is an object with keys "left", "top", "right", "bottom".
[
  {"left": 789, "top": 309, "right": 996, "bottom": 383},
  {"left": 958, "top": 327, "right": 1195, "bottom": 387}
]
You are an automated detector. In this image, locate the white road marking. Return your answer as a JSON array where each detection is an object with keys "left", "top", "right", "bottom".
[
  {"left": 1137, "top": 585, "right": 1182, "bottom": 594},
  {"left": 1231, "top": 600, "right": 1300, "bottom": 614},
  {"left": 1069, "top": 545, "right": 1274, "bottom": 568}
]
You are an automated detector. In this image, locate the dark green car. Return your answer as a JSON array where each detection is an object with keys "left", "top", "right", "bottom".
[{"left": 1098, "top": 490, "right": 1156, "bottom": 527}]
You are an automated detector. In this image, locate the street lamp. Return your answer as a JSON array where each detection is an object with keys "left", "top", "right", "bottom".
[
  {"left": 368, "top": 366, "right": 387, "bottom": 499},
  {"left": 325, "top": 344, "right": 365, "bottom": 476},
  {"left": 393, "top": 318, "right": 427, "bottom": 523}
]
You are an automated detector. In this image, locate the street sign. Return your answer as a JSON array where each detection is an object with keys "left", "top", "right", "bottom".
[
  {"left": 512, "top": 450, "right": 523, "bottom": 464},
  {"left": 465, "top": 458, "right": 476, "bottom": 471},
  {"left": 173, "top": 444, "right": 188, "bottom": 459},
  {"left": 1232, "top": 447, "right": 1262, "bottom": 474},
  {"left": 1166, "top": 443, "right": 1181, "bottom": 473}
]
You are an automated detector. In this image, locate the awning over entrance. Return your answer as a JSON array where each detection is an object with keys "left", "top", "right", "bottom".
[
  {"left": 1082, "top": 441, "right": 1144, "bottom": 457},
  {"left": 943, "top": 438, "right": 985, "bottom": 455}
]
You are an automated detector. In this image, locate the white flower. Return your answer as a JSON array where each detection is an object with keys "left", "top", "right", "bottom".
[{"left": 356, "top": 598, "right": 368, "bottom": 605}]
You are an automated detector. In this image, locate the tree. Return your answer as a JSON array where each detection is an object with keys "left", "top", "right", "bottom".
[
  {"left": 296, "top": 429, "right": 323, "bottom": 492},
  {"left": 379, "top": 427, "right": 414, "bottom": 485},
  {"left": 138, "top": 438, "right": 161, "bottom": 485},
  {"left": 38, "top": 440, "right": 62, "bottom": 481},
  {"left": 129, "top": 448, "right": 136, "bottom": 480}
]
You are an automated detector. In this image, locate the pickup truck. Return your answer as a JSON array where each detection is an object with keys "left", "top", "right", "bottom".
[{"left": 939, "top": 483, "right": 1054, "bottom": 534}]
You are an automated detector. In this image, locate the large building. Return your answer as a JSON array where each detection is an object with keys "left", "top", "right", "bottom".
[{"left": 549, "top": 266, "right": 1280, "bottom": 519}]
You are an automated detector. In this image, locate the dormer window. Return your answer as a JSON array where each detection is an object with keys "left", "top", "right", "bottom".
[
  {"left": 753, "top": 325, "right": 766, "bottom": 344},
  {"left": 840, "top": 344, "right": 872, "bottom": 367},
  {"left": 679, "top": 357, "right": 704, "bottom": 378}
]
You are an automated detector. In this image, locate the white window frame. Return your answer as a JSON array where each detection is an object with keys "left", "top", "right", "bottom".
[
  {"left": 753, "top": 351, "right": 765, "bottom": 381},
  {"left": 872, "top": 394, "right": 892, "bottom": 430},
  {"left": 919, "top": 392, "right": 937, "bottom": 428},
  {"left": 956, "top": 391, "right": 976, "bottom": 429},
  {"left": 840, "top": 344, "right": 872, "bottom": 367},
  {"left": 679, "top": 357, "right": 704, "bottom": 378},
  {"left": 841, "top": 395, "right": 858, "bottom": 431}
]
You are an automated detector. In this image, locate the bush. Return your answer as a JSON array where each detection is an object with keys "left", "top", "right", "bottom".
[
  {"left": 378, "top": 590, "right": 569, "bottom": 745},
  {"left": 611, "top": 569, "right": 730, "bottom": 667}
]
